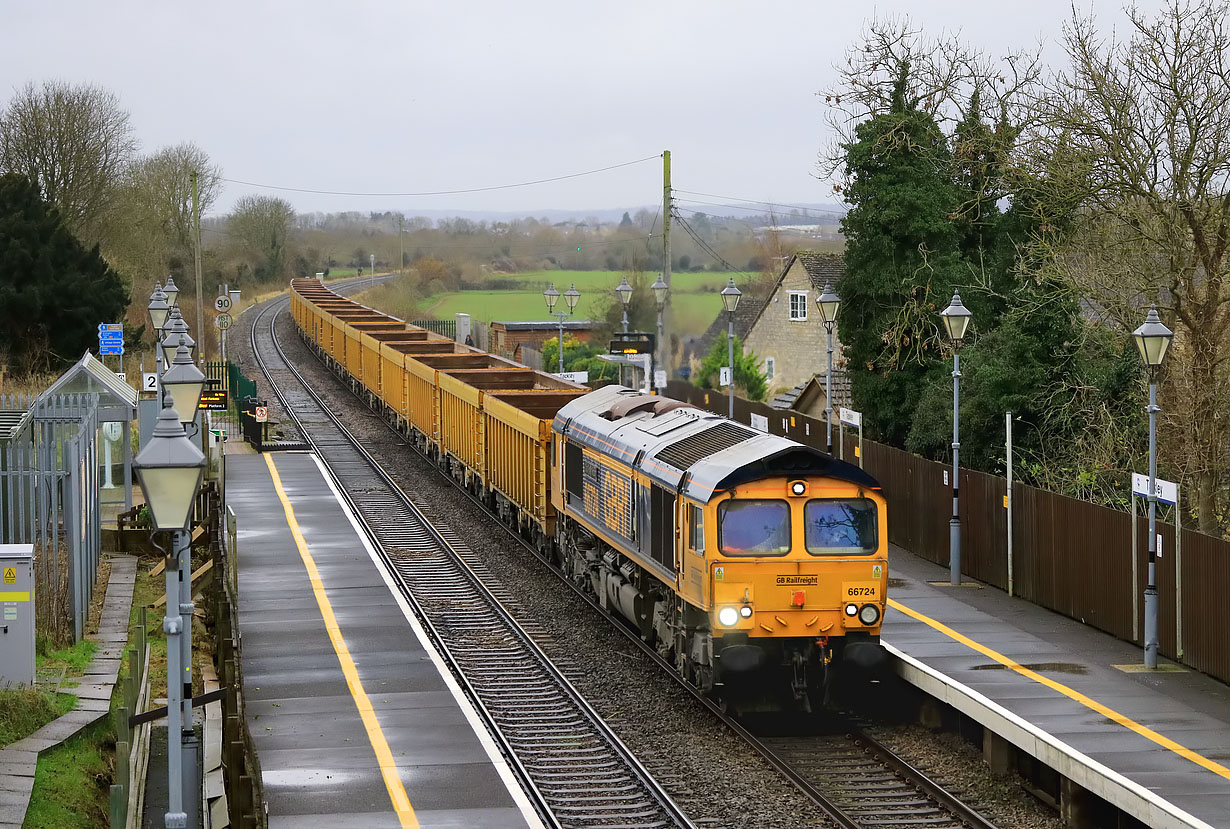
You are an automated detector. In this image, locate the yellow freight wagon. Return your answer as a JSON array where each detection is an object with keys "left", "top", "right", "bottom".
[{"left": 483, "top": 389, "right": 588, "bottom": 534}]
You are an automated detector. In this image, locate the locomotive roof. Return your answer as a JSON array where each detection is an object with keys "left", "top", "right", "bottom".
[{"left": 553, "top": 385, "right": 879, "bottom": 502}]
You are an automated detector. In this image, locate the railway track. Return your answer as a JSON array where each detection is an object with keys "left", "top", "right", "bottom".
[
  {"left": 260, "top": 283, "right": 1000, "bottom": 829},
  {"left": 249, "top": 292, "right": 694, "bottom": 829}
]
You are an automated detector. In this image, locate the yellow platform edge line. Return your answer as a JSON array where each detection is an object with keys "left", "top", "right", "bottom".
[
  {"left": 265, "top": 454, "right": 420, "bottom": 828},
  {"left": 888, "top": 598, "right": 1230, "bottom": 782}
]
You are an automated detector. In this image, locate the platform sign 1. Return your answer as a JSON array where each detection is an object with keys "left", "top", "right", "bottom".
[
  {"left": 1131, "top": 473, "right": 1178, "bottom": 506},
  {"left": 719, "top": 366, "right": 732, "bottom": 387}
]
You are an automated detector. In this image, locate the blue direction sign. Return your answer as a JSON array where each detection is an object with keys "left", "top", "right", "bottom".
[{"left": 99, "top": 322, "right": 124, "bottom": 356}]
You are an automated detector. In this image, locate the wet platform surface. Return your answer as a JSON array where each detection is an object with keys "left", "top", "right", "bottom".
[
  {"left": 885, "top": 545, "right": 1230, "bottom": 828},
  {"left": 228, "top": 452, "right": 539, "bottom": 829}
]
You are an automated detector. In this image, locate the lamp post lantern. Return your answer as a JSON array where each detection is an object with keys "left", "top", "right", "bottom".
[
  {"left": 148, "top": 284, "right": 170, "bottom": 399},
  {"left": 148, "top": 284, "right": 170, "bottom": 332},
  {"left": 720, "top": 277, "right": 742, "bottom": 417},
  {"left": 543, "top": 283, "right": 565, "bottom": 372},
  {"left": 652, "top": 273, "right": 669, "bottom": 390},
  {"left": 161, "top": 344, "right": 207, "bottom": 426},
  {"left": 940, "top": 292, "right": 973, "bottom": 586},
  {"left": 616, "top": 276, "right": 633, "bottom": 333},
  {"left": 816, "top": 283, "right": 841, "bottom": 454},
  {"left": 133, "top": 403, "right": 205, "bottom": 829},
  {"left": 163, "top": 316, "right": 197, "bottom": 365},
  {"left": 1133, "top": 307, "right": 1173, "bottom": 669},
  {"left": 162, "top": 274, "right": 180, "bottom": 308}
]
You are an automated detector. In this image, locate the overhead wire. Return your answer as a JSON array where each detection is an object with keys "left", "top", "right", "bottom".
[
  {"left": 673, "top": 189, "right": 845, "bottom": 217},
  {"left": 219, "top": 154, "right": 662, "bottom": 198}
]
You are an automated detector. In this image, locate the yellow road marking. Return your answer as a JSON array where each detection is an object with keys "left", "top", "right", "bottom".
[
  {"left": 265, "top": 454, "right": 419, "bottom": 827},
  {"left": 889, "top": 598, "right": 1230, "bottom": 782}
]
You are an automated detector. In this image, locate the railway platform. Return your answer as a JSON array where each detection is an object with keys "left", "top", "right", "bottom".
[
  {"left": 884, "top": 544, "right": 1230, "bottom": 829},
  {"left": 225, "top": 449, "right": 542, "bottom": 829}
]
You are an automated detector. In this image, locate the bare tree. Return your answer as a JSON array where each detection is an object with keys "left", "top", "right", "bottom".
[
  {"left": 1024, "top": 0, "right": 1230, "bottom": 533},
  {"left": 818, "top": 16, "right": 1042, "bottom": 182},
  {"left": 126, "top": 143, "right": 221, "bottom": 251},
  {"left": 0, "top": 81, "right": 137, "bottom": 242},
  {"left": 227, "top": 195, "right": 295, "bottom": 281}
]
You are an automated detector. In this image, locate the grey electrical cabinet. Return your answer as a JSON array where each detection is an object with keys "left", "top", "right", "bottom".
[{"left": 0, "top": 544, "right": 35, "bottom": 687}]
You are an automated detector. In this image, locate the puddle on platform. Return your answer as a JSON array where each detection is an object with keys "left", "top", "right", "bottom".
[
  {"left": 970, "top": 662, "right": 1088, "bottom": 674},
  {"left": 886, "top": 578, "right": 909, "bottom": 589}
]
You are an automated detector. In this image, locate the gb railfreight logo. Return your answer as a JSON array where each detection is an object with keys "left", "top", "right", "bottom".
[{"left": 776, "top": 575, "right": 819, "bottom": 586}]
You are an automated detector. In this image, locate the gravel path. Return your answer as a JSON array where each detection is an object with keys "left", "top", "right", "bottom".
[{"left": 237, "top": 292, "right": 1062, "bottom": 829}]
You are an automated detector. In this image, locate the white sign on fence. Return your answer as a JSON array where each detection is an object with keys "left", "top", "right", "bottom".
[
  {"left": 556, "top": 371, "right": 589, "bottom": 383},
  {"left": 839, "top": 407, "right": 862, "bottom": 427},
  {"left": 654, "top": 370, "right": 667, "bottom": 389},
  {"left": 749, "top": 413, "right": 769, "bottom": 433},
  {"left": 1131, "top": 473, "right": 1178, "bottom": 506},
  {"left": 719, "top": 366, "right": 732, "bottom": 387}
]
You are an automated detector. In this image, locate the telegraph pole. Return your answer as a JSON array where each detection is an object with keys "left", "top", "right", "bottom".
[
  {"left": 661, "top": 150, "right": 671, "bottom": 385},
  {"left": 399, "top": 215, "right": 405, "bottom": 279},
  {"left": 191, "top": 172, "right": 204, "bottom": 359}
]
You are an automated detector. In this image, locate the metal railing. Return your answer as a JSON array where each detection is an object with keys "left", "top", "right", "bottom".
[
  {"left": 0, "top": 393, "right": 103, "bottom": 643},
  {"left": 410, "top": 318, "right": 457, "bottom": 339}
]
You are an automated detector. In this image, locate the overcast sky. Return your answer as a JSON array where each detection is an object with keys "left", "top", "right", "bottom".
[{"left": 2, "top": 1, "right": 1159, "bottom": 219}]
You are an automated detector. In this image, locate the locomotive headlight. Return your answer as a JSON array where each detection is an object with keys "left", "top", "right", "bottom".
[
  {"left": 718, "top": 607, "right": 740, "bottom": 627},
  {"left": 858, "top": 604, "right": 881, "bottom": 625},
  {"left": 739, "top": 605, "right": 753, "bottom": 618},
  {"left": 844, "top": 603, "right": 859, "bottom": 617},
  {"left": 789, "top": 480, "right": 807, "bottom": 497}
]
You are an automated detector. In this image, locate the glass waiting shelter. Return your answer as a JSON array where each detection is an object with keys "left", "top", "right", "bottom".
[{"left": 36, "top": 351, "right": 138, "bottom": 510}]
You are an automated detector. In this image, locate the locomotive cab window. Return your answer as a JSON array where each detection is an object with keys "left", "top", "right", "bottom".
[
  {"left": 804, "top": 498, "right": 878, "bottom": 555},
  {"left": 688, "top": 504, "right": 704, "bottom": 554},
  {"left": 718, "top": 499, "right": 790, "bottom": 557}
]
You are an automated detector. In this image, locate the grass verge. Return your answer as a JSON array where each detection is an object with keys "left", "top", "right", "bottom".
[
  {"left": 22, "top": 721, "right": 113, "bottom": 829},
  {"left": 0, "top": 690, "right": 76, "bottom": 748},
  {"left": 23, "top": 555, "right": 166, "bottom": 827}
]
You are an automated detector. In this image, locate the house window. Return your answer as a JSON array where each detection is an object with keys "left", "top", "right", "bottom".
[
  {"left": 788, "top": 291, "right": 808, "bottom": 321},
  {"left": 765, "top": 356, "right": 776, "bottom": 379}
]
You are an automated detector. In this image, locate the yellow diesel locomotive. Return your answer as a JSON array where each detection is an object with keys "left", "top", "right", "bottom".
[{"left": 290, "top": 278, "right": 888, "bottom": 708}]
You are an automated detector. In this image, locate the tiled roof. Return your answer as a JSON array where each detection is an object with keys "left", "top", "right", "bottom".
[
  {"left": 794, "top": 251, "right": 843, "bottom": 291},
  {"left": 768, "top": 368, "right": 852, "bottom": 412},
  {"left": 682, "top": 291, "right": 767, "bottom": 366}
]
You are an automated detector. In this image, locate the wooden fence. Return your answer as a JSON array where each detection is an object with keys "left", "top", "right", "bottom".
[
  {"left": 664, "top": 381, "right": 1230, "bottom": 685},
  {"left": 209, "top": 498, "right": 266, "bottom": 826},
  {"left": 109, "top": 608, "right": 150, "bottom": 827}
]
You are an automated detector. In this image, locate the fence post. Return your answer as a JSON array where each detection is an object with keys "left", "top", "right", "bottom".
[{"left": 109, "top": 784, "right": 125, "bottom": 828}]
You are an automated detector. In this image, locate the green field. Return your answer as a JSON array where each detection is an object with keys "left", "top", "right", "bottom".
[{"left": 366, "top": 270, "right": 748, "bottom": 339}]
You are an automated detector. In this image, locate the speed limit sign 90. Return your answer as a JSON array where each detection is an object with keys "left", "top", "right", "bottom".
[{"left": 215, "top": 294, "right": 232, "bottom": 312}]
